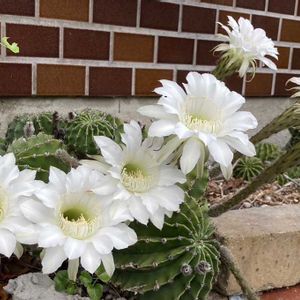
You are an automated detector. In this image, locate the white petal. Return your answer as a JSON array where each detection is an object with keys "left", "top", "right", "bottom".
[
  {"left": 174, "top": 123, "right": 193, "bottom": 139},
  {"left": 81, "top": 244, "right": 101, "bottom": 274},
  {"left": 150, "top": 208, "right": 166, "bottom": 230},
  {"left": 223, "top": 111, "right": 258, "bottom": 133},
  {"left": 129, "top": 197, "right": 149, "bottom": 225},
  {"left": 101, "top": 253, "right": 115, "bottom": 277},
  {"left": 92, "top": 235, "right": 114, "bottom": 255},
  {"left": 36, "top": 187, "right": 60, "bottom": 208},
  {"left": 148, "top": 120, "right": 176, "bottom": 137},
  {"left": 0, "top": 229, "right": 16, "bottom": 257},
  {"left": 21, "top": 199, "right": 53, "bottom": 223},
  {"left": 121, "top": 120, "right": 142, "bottom": 151},
  {"left": 80, "top": 159, "right": 110, "bottom": 174},
  {"left": 138, "top": 105, "right": 176, "bottom": 120},
  {"left": 220, "top": 164, "right": 233, "bottom": 180},
  {"left": 222, "top": 136, "right": 256, "bottom": 157},
  {"left": 49, "top": 167, "right": 67, "bottom": 194},
  {"left": 180, "top": 138, "right": 201, "bottom": 174},
  {"left": 42, "top": 247, "right": 66, "bottom": 274},
  {"left": 208, "top": 140, "right": 233, "bottom": 167},
  {"left": 14, "top": 242, "right": 23, "bottom": 259},
  {"left": 153, "top": 186, "right": 184, "bottom": 211},
  {"left": 158, "top": 165, "right": 186, "bottom": 186},
  {"left": 64, "top": 237, "right": 87, "bottom": 259},
  {"left": 92, "top": 176, "right": 118, "bottom": 195},
  {"left": 39, "top": 225, "right": 66, "bottom": 248},
  {"left": 97, "top": 224, "right": 137, "bottom": 250},
  {"left": 94, "top": 136, "right": 123, "bottom": 166}
]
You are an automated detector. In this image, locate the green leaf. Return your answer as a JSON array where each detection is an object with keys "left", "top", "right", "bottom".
[
  {"left": 87, "top": 283, "right": 103, "bottom": 300},
  {"left": 1, "top": 37, "right": 19, "bottom": 53},
  {"left": 65, "top": 282, "right": 77, "bottom": 295},
  {"left": 96, "top": 265, "right": 111, "bottom": 283},
  {"left": 79, "top": 271, "right": 93, "bottom": 287},
  {"left": 54, "top": 270, "right": 69, "bottom": 292}
]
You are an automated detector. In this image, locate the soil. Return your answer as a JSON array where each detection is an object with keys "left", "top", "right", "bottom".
[{"left": 206, "top": 178, "right": 300, "bottom": 209}]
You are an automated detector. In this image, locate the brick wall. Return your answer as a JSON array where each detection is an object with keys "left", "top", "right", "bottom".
[{"left": 0, "top": 0, "right": 300, "bottom": 97}]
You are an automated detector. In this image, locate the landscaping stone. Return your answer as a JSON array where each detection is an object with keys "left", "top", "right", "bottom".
[
  {"left": 4, "top": 272, "right": 89, "bottom": 300},
  {"left": 212, "top": 204, "right": 300, "bottom": 295}
]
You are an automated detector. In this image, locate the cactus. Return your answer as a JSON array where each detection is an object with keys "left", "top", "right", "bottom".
[
  {"left": 8, "top": 133, "right": 72, "bottom": 182},
  {"left": 0, "top": 138, "right": 7, "bottom": 156},
  {"left": 65, "top": 110, "right": 123, "bottom": 157},
  {"left": 33, "top": 112, "right": 55, "bottom": 136},
  {"left": 234, "top": 157, "right": 264, "bottom": 181},
  {"left": 255, "top": 143, "right": 281, "bottom": 162},
  {"left": 6, "top": 114, "right": 33, "bottom": 144},
  {"left": 112, "top": 197, "right": 220, "bottom": 300},
  {"left": 277, "top": 166, "right": 300, "bottom": 185}
]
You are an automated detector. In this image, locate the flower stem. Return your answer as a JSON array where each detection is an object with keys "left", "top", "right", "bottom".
[{"left": 68, "top": 258, "right": 79, "bottom": 282}]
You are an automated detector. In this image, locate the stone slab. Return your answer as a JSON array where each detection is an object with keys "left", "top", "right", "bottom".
[
  {"left": 212, "top": 204, "right": 300, "bottom": 296},
  {"left": 4, "top": 273, "right": 89, "bottom": 300}
]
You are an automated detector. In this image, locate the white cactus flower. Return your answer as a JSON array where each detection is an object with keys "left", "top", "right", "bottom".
[
  {"left": 287, "top": 77, "right": 300, "bottom": 98},
  {"left": 138, "top": 72, "right": 257, "bottom": 179},
  {"left": 215, "top": 16, "right": 278, "bottom": 77},
  {"left": 0, "top": 153, "right": 38, "bottom": 258},
  {"left": 81, "top": 120, "right": 186, "bottom": 230},
  {"left": 21, "top": 166, "right": 137, "bottom": 276}
]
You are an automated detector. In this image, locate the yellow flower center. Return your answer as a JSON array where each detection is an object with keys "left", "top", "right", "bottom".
[
  {"left": 57, "top": 193, "right": 101, "bottom": 240},
  {"left": 121, "top": 163, "right": 154, "bottom": 193}
]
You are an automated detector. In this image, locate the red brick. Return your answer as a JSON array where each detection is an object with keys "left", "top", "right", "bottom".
[
  {"left": 196, "top": 40, "right": 219, "bottom": 66},
  {"left": 40, "top": 0, "right": 89, "bottom": 21},
  {"left": 245, "top": 73, "right": 273, "bottom": 96},
  {"left": 262, "top": 284, "right": 300, "bottom": 300},
  {"left": 292, "top": 48, "right": 300, "bottom": 69},
  {"left": 0, "top": 63, "right": 31, "bottom": 96},
  {"left": 202, "top": 0, "right": 233, "bottom": 5},
  {"left": 6, "top": 24, "right": 59, "bottom": 58},
  {"left": 225, "top": 74, "right": 243, "bottom": 94},
  {"left": 114, "top": 33, "right": 154, "bottom": 62},
  {"left": 158, "top": 37, "right": 194, "bottom": 64},
  {"left": 281, "top": 19, "right": 300, "bottom": 43},
  {"left": 0, "top": 0, "right": 34, "bottom": 16},
  {"left": 89, "top": 67, "right": 132, "bottom": 96},
  {"left": 274, "top": 73, "right": 299, "bottom": 96},
  {"left": 236, "top": 0, "right": 265, "bottom": 10},
  {"left": 135, "top": 69, "right": 173, "bottom": 96},
  {"left": 93, "top": 0, "right": 137, "bottom": 27},
  {"left": 268, "top": 0, "right": 296, "bottom": 15},
  {"left": 140, "top": 0, "right": 179, "bottom": 31},
  {"left": 64, "top": 28, "right": 109, "bottom": 60},
  {"left": 252, "top": 15, "right": 279, "bottom": 41},
  {"left": 37, "top": 65, "right": 85, "bottom": 96},
  {"left": 182, "top": 6, "right": 216, "bottom": 34},
  {"left": 276, "top": 47, "right": 290, "bottom": 69}
]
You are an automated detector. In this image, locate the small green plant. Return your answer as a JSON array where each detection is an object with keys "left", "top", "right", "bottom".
[
  {"left": 112, "top": 197, "right": 220, "bottom": 300},
  {"left": 234, "top": 157, "right": 264, "bottom": 181},
  {"left": 277, "top": 166, "right": 300, "bottom": 185},
  {"left": 65, "top": 110, "right": 123, "bottom": 157}
]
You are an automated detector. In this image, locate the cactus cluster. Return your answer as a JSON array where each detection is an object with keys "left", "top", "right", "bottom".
[
  {"left": 277, "top": 166, "right": 300, "bottom": 185},
  {"left": 112, "top": 197, "right": 220, "bottom": 300},
  {"left": 8, "top": 133, "right": 72, "bottom": 182},
  {"left": 255, "top": 143, "right": 281, "bottom": 162},
  {"left": 234, "top": 157, "right": 264, "bottom": 181},
  {"left": 0, "top": 138, "right": 7, "bottom": 156},
  {"left": 65, "top": 110, "right": 123, "bottom": 157}
]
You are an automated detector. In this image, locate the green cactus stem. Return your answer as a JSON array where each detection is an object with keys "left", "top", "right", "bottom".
[
  {"left": 6, "top": 115, "right": 33, "bottom": 144},
  {"left": 8, "top": 133, "right": 73, "bottom": 182},
  {"left": 251, "top": 101, "right": 300, "bottom": 145},
  {"left": 0, "top": 138, "right": 7, "bottom": 156},
  {"left": 112, "top": 197, "right": 220, "bottom": 300},
  {"left": 255, "top": 143, "right": 281, "bottom": 162},
  {"left": 65, "top": 110, "right": 123, "bottom": 157},
  {"left": 233, "top": 157, "right": 264, "bottom": 181},
  {"left": 33, "top": 112, "right": 56, "bottom": 136},
  {"left": 209, "top": 141, "right": 300, "bottom": 217}
]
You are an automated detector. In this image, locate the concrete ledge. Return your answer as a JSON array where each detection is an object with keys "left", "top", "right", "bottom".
[{"left": 212, "top": 205, "right": 300, "bottom": 296}]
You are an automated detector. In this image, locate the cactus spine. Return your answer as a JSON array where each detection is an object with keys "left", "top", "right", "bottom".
[
  {"left": 65, "top": 110, "right": 123, "bottom": 157},
  {"left": 8, "top": 133, "right": 72, "bottom": 182},
  {"left": 112, "top": 197, "right": 220, "bottom": 300}
]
